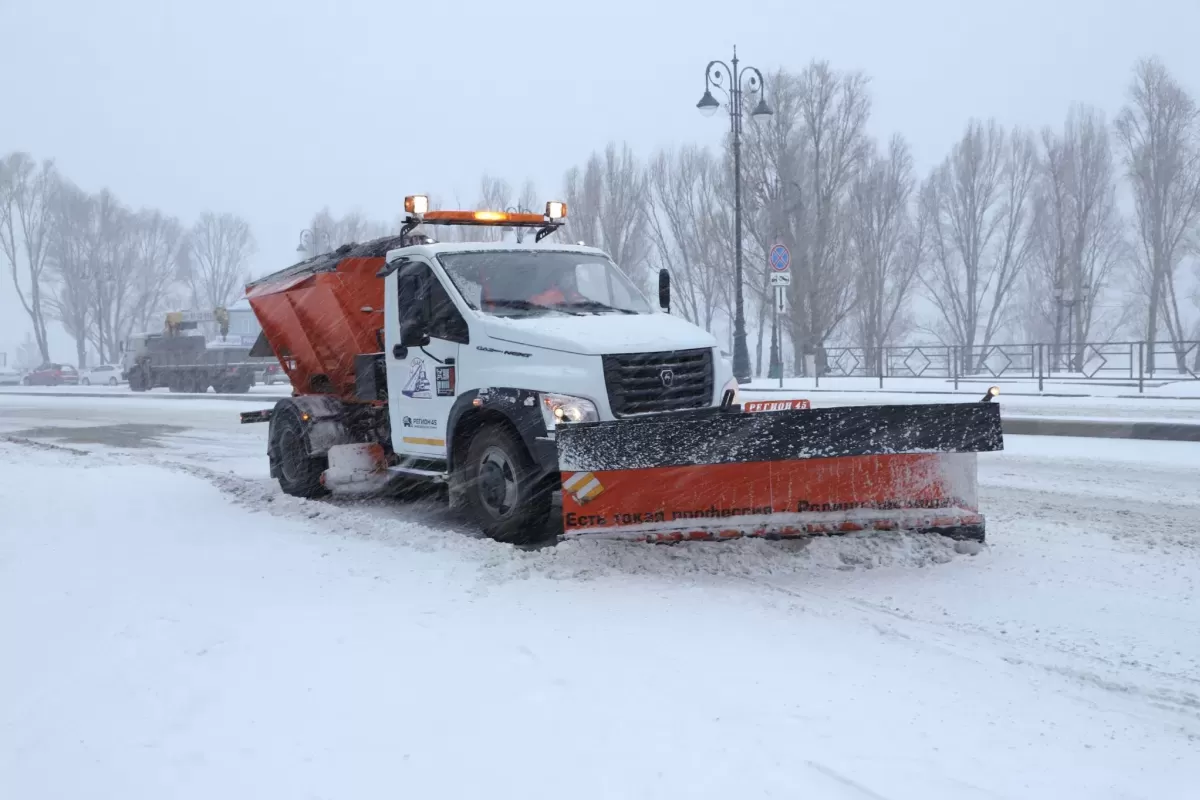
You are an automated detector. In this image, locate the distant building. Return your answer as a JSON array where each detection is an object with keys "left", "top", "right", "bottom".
[{"left": 224, "top": 298, "right": 262, "bottom": 346}]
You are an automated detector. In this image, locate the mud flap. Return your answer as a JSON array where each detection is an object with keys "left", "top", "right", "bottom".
[{"left": 555, "top": 402, "right": 1003, "bottom": 543}]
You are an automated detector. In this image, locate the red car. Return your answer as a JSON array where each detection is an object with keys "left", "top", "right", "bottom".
[{"left": 21, "top": 363, "right": 80, "bottom": 386}]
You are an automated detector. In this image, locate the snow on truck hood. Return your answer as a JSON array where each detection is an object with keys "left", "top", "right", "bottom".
[{"left": 483, "top": 312, "right": 717, "bottom": 355}]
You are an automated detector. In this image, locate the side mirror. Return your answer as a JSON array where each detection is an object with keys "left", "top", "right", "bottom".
[
  {"left": 399, "top": 320, "right": 430, "bottom": 348},
  {"left": 658, "top": 268, "right": 670, "bottom": 312}
]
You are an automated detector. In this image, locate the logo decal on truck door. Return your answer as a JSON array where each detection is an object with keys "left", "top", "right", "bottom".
[
  {"left": 402, "top": 357, "right": 432, "bottom": 399},
  {"left": 435, "top": 366, "right": 455, "bottom": 396}
]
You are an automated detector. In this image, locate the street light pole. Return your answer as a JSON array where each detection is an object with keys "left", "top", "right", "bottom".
[
  {"left": 697, "top": 46, "right": 773, "bottom": 383},
  {"left": 296, "top": 228, "right": 332, "bottom": 257},
  {"left": 505, "top": 206, "right": 533, "bottom": 244}
]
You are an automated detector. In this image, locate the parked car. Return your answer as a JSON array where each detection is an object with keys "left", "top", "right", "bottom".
[
  {"left": 0, "top": 366, "right": 22, "bottom": 386},
  {"left": 21, "top": 363, "right": 79, "bottom": 386},
  {"left": 80, "top": 364, "right": 125, "bottom": 386},
  {"left": 256, "top": 362, "right": 285, "bottom": 386}
]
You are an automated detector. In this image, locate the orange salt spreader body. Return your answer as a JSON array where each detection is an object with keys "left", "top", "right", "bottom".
[{"left": 245, "top": 237, "right": 410, "bottom": 400}]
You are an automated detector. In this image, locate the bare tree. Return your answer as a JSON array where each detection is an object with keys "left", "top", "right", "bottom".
[
  {"left": 300, "top": 207, "right": 390, "bottom": 257},
  {"left": 506, "top": 179, "right": 542, "bottom": 243},
  {"left": 45, "top": 181, "right": 95, "bottom": 367},
  {"left": 1025, "top": 106, "right": 1128, "bottom": 367},
  {"left": 86, "top": 190, "right": 138, "bottom": 362},
  {"left": 849, "top": 134, "right": 924, "bottom": 373},
  {"left": 1115, "top": 57, "right": 1200, "bottom": 373},
  {"left": 471, "top": 175, "right": 514, "bottom": 243},
  {"left": 920, "top": 120, "right": 1040, "bottom": 370},
  {"left": 645, "top": 145, "right": 731, "bottom": 331},
  {"left": 185, "top": 212, "right": 256, "bottom": 310},
  {"left": 127, "top": 209, "right": 186, "bottom": 335},
  {"left": 0, "top": 152, "right": 58, "bottom": 361},
  {"left": 741, "top": 63, "right": 872, "bottom": 375},
  {"left": 561, "top": 142, "right": 650, "bottom": 288},
  {"left": 740, "top": 69, "right": 804, "bottom": 375},
  {"left": 15, "top": 331, "right": 40, "bottom": 369}
]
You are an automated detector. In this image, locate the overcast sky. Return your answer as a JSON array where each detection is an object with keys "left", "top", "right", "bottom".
[{"left": 2, "top": 0, "right": 1197, "bottom": 362}]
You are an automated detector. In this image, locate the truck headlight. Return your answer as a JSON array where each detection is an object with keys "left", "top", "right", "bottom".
[
  {"left": 540, "top": 393, "right": 599, "bottom": 427},
  {"left": 721, "top": 377, "right": 740, "bottom": 406}
]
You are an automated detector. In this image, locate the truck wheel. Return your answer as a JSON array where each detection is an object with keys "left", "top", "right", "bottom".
[
  {"left": 464, "top": 425, "right": 552, "bottom": 544},
  {"left": 128, "top": 370, "right": 147, "bottom": 391},
  {"left": 272, "top": 410, "right": 328, "bottom": 498}
]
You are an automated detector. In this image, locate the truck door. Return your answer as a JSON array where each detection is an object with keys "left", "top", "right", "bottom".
[{"left": 386, "top": 259, "right": 468, "bottom": 461}]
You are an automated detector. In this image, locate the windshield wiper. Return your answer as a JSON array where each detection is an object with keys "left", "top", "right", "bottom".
[
  {"left": 484, "top": 299, "right": 583, "bottom": 316},
  {"left": 554, "top": 300, "right": 638, "bottom": 315}
]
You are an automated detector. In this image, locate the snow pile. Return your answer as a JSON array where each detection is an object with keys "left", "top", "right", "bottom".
[
  {"left": 481, "top": 531, "right": 972, "bottom": 584},
  {"left": 175, "top": 454, "right": 973, "bottom": 583}
]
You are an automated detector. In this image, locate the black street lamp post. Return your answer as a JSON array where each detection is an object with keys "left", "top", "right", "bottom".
[
  {"left": 697, "top": 46, "right": 773, "bottom": 383},
  {"left": 505, "top": 206, "right": 534, "bottom": 243},
  {"left": 297, "top": 228, "right": 332, "bottom": 257},
  {"left": 1053, "top": 281, "right": 1091, "bottom": 372}
]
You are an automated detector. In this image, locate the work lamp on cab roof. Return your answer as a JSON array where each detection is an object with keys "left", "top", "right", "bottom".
[{"left": 404, "top": 194, "right": 429, "bottom": 215}]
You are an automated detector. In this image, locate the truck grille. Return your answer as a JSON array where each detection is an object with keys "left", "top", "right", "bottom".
[{"left": 602, "top": 348, "right": 714, "bottom": 416}]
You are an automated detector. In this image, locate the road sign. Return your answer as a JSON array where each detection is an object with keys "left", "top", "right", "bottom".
[
  {"left": 768, "top": 243, "right": 791, "bottom": 272},
  {"left": 769, "top": 272, "right": 791, "bottom": 286}
]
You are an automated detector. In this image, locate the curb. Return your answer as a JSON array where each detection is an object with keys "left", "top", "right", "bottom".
[
  {"left": 0, "top": 389, "right": 291, "bottom": 404},
  {"left": 3, "top": 390, "right": 1199, "bottom": 442},
  {"left": 1002, "top": 417, "right": 1200, "bottom": 442}
]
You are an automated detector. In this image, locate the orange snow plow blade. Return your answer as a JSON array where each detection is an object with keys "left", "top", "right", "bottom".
[{"left": 555, "top": 401, "right": 1003, "bottom": 543}]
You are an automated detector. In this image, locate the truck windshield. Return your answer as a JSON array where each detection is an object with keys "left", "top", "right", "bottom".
[{"left": 437, "top": 251, "right": 653, "bottom": 317}]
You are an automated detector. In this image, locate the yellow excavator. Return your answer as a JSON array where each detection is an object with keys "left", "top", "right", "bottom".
[{"left": 164, "top": 307, "right": 230, "bottom": 338}]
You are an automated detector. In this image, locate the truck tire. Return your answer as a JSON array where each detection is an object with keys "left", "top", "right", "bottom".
[
  {"left": 128, "top": 368, "right": 147, "bottom": 391},
  {"left": 463, "top": 425, "right": 552, "bottom": 544},
  {"left": 272, "top": 410, "right": 328, "bottom": 499}
]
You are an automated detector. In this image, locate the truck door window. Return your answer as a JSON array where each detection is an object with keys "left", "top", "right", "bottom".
[{"left": 397, "top": 262, "right": 468, "bottom": 344}]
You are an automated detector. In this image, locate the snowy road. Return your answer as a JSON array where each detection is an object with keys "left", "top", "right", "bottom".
[{"left": 2, "top": 393, "right": 1198, "bottom": 799}]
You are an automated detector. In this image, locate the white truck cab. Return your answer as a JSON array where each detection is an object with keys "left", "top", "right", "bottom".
[
  {"left": 381, "top": 240, "right": 736, "bottom": 449},
  {"left": 253, "top": 199, "right": 738, "bottom": 544}
]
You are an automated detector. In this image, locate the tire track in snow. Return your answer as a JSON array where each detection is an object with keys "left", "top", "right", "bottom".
[{"left": 737, "top": 570, "right": 1200, "bottom": 731}]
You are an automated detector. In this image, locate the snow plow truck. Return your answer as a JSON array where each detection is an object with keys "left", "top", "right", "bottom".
[{"left": 239, "top": 196, "right": 1004, "bottom": 545}]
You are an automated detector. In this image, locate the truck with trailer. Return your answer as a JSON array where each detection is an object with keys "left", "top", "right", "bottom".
[
  {"left": 239, "top": 196, "right": 1004, "bottom": 545},
  {"left": 122, "top": 308, "right": 272, "bottom": 393}
]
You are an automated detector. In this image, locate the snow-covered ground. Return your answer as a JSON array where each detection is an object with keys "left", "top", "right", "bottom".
[{"left": 2, "top": 394, "right": 1199, "bottom": 798}]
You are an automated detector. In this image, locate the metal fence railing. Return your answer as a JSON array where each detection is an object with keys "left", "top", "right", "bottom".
[{"left": 802, "top": 340, "right": 1199, "bottom": 393}]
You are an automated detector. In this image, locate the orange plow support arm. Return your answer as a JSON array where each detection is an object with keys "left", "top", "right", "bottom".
[{"left": 554, "top": 402, "right": 1004, "bottom": 543}]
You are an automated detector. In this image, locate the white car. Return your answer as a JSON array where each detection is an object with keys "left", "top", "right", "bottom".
[
  {"left": 0, "top": 366, "right": 21, "bottom": 386},
  {"left": 79, "top": 364, "right": 125, "bottom": 386}
]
